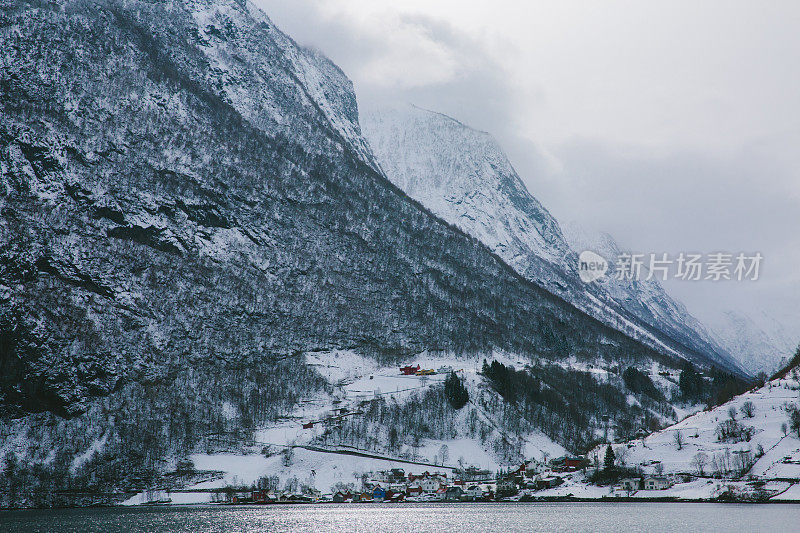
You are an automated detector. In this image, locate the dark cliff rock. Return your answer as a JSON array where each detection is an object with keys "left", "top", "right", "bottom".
[{"left": 0, "top": 0, "right": 675, "bottom": 418}]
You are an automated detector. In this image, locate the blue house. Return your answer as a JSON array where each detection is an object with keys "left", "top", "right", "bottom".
[{"left": 373, "top": 486, "right": 386, "bottom": 502}]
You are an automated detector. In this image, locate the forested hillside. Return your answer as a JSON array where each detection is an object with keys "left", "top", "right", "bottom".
[{"left": 0, "top": 0, "right": 745, "bottom": 507}]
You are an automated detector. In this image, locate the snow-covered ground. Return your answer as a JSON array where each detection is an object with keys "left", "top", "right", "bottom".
[
  {"left": 601, "top": 376, "right": 800, "bottom": 477},
  {"left": 186, "top": 448, "right": 452, "bottom": 497},
  {"left": 123, "top": 353, "right": 800, "bottom": 506},
  {"left": 588, "top": 373, "right": 800, "bottom": 500},
  {"left": 124, "top": 349, "right": 566, "bottom": 505}
]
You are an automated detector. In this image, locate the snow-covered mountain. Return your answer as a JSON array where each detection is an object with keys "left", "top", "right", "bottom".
[
  {"left": 2, "top": 0, "right": 655, "bottom": 418},
  {"left": 361, "top": 104, "right": 744, "bottom": 376},
  {"left": 2, "top": 0, "right": 730, "bottom": 508},
  {"left": 560, "top": 224, "right": 746, "bottom": 370},
  {"left": 563, "top": 226, "right": 797, "bottom": 377},
  {"left": 362, "top": 104, "right": 575, "bottom": 296},
  {"left": 595, "top": 368, "right": 800, "bottom": 500},
  {"left": 699, "top": 309, "right": 798, "bottom": 375}
]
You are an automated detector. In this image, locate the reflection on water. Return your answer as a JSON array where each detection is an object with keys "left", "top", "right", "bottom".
[{"left": 2, "top": 502, "right": 799, "bottom": 533}]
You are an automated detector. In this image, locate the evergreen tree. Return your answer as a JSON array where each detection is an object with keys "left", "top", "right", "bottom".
[
  {"left": 786, "top": 345, "right": 800, "bottom": 375},
  {"left": 444, "top": 372, "right": 469, "bottom": 409},
  {"left": 622, "top": 366, "right": 664, "bottom": 400},
  {"left": 679, "top": 362, "right": 704, "bottom": 400},
  {"left": 789, "top": 406, "right": 800, "bottom": 437},
  {"left": 603, "top": 445, "right": 616, "bottom": 471}
]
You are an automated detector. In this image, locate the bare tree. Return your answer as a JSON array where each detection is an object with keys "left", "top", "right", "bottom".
[
  {"left": 284, "top": 476, "right": 299, "bottom": 493},
  {"left": 741, "top": 401, "right": 755, "bottom": 418},
  {"left": 438, "top": 444, "right": 450, "bottom": 466},
  {"left": 616, "top": 446, "right": 630, "bottom": 466},
  {"left": 282, "top": 446, "right": 294, "bottom": 467},
  {"left": 674, "top": 430, "right": 684, "bottom": 450},
  {"left": 354, "top": 472, "right": 369, "bottom": 490},
  {"left": 691, "top": 452, "right": 709, "bottom": 476},
  {"left": 411, "top": 435, "right": 421, "bottom": 461},
  {"left": 728, "top": 406, "right": 738, "bottom": 421}
]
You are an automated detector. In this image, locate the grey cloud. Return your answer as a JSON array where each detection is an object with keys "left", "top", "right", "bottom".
[
  {"left": 541, "top": 138, "right": 800, "bottom": 327},
  {"left": 255, "top": 0, "right": 800, "bottom": 335}
]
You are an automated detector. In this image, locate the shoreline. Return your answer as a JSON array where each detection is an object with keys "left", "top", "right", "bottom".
[{"left": 5, "top": 497, "right": 800, "bottom": 512}]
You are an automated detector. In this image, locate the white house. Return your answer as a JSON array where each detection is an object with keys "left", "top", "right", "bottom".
[
  {"left": 644, "top": 477, "right": 671, "bottom": 490},
  {"left": 464, "top": 485, "right": 483, "bottom": 500},
  {"left": 618, "top": 478, "right": 640, "bottom": 491},
  {"left": 421, "top": 477, "right": 444, "bottom": 493}
]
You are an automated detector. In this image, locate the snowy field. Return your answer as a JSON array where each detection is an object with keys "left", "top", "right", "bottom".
[
  {"left": 123, "top": 353, "right": 800, "bottom": 505},
  {"left": 588, "top": 374, "right": 800, "bottom": 501},
  {"left": 124, "top": 349, "right": 566, "bottom": 504},
  {"left": 601, "top": 377, "right": 800, "bottom": 478}
]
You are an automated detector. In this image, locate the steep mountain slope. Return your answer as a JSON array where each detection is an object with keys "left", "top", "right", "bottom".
[
  {"left": 561, "top": 224, "right": 741, "bottom": 370},
  {"left": 699, "top": 309, "right": 798, "bottom": 375},
  {"left": 0, "top": 0, "right": 758, "bottom": 509},
  {"left": 564, "top": 226, "right": 798, "bottom": 377},
  {"left": 0, "top": 0, "right": 713, "bottom": 506},
  {"left": 361, "top": 104, "right": 744, "bottom": 376},
  {"left": 594, "top": 367, "right": 800, "bottom": 500},
  {"left": 0, "top": 0, "right": 652, "bottom": 417},
  {"left": 362, "top": 105, "right": 575, "bottom": 296}
]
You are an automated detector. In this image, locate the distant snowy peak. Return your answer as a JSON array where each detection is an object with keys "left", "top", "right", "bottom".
[
  {"left": 187, "top": 0, "right": 377, "bottom": 168},
  {"left": 702, "top": 309, "right": 798, "bottom": 375},
  {"left": 563, "top": 222, "right": 796, "bottom": 375},
  {"left": 362, "top": 104, "right": 572, "bottom": 271},
  {"left": 561, "top": 221, "right": 741, "bottom": 369},
  {"left": 363, "top": 103, "right": 744, "bottom": 375},
  {"left": 559, "top": 222, "right": 620, "bottom": 260}
]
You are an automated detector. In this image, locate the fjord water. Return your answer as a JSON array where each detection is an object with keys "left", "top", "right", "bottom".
[{"left": 2, "top": 503, "right": 799, "bottom": 533}]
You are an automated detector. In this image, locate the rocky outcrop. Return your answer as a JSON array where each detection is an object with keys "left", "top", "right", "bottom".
[
  {"left": 0, "top": 0, "right": 674, "bottom": 419},
  {"left": 362, "top": 104, "right": 745, "bottom": 376}
]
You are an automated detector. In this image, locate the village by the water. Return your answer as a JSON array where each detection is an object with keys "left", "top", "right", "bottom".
[
  {"left": 122, "top": 356, "right": 800, "bottom": 507},
  {"left": 213, "top": 453, "right": 673, "bottom": 506},
  {"left": 213, "top": 364, "right": 671, "bottom": 505}
]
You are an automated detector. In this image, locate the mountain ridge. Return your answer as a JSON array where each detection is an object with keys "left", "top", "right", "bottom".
[
  {"left": 360, "top": 103, "right": 745, "bottom": 377},
  {"left": 0, "top": 0, "right": 750, "bottom": 508}
]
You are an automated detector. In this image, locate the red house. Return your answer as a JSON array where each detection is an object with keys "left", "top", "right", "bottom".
[
  {"left": 550, "top": 455, "right": 588, "bottom": 472},
  {"left": 407, "top": 486, "right": 423, "bottom": 496},
  {"left": 400, "top": 364, "right": 420, "bottom": 375},
  {"left": 564, "top": 457, "right": 584, "bottom": 469}
]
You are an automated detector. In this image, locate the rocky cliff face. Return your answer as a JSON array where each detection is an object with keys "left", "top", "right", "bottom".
[
  {"left": 361, "top": 104, "right": 744, "bottom": 376},
  {"left": 0, "top": 0, "right": 673, "bottom": 418},
  {"left": 363, "top": 104, "right": 575, "bottom": 294},
  {"left": 0, "top": 0, "right": 748, "bottom": 506}
]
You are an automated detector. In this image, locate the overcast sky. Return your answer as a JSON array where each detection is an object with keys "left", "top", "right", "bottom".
[{"left": 256, "top": 0, "right": 800, "bottom": 333}]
